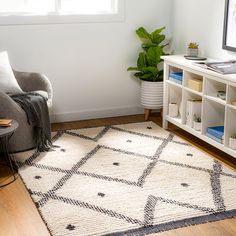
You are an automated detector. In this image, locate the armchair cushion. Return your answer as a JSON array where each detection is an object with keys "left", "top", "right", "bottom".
[{"left": 0, "top": 51, "right": 22, "bottom": 94}]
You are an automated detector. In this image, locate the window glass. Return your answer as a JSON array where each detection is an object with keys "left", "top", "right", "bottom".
[
  {"left": 60, "top": 0, "right": 115, "bottom": 14},
  {"left": 0, "top": 0, "right": 117, "bottom": 14}
]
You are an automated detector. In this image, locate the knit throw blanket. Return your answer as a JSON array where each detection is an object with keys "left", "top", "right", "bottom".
[{"left": 11, "top": 92, "right": 52, "bottom": 152}]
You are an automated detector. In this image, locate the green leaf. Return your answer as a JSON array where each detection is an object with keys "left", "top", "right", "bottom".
[
  {"left": 139, "top": 66, "right": 158, "bottom": 75},
  {"left": 127, "top": 67, "right": 139, "bottom": 71},
  {"left": 139, "top": 73, "right": 154, "bottom": 80},
  {"left": 157, "top": 70, "right": 164, "bottom": 81},
  {"left": 145, "top": 66, "right": 159, "bottom": 76},
  {"left": 136, "top": 27, "right": 152, "bottom": 41},
  {"left": 152, "top": 34, "right": 166, "bottom": 45},
  {"left": 142, "top": 43, "right": 157, "bottom": 51},
  {"left": 137, "top": 52, "right": 147, "bottom": 68},
  {"left": 134, "top": 72, "right": 144, "bottom": 78},
  {"left": 146, "top": 46, "right": 162, "bottom": 66},
  {"left": 151, "top": 27, "right": 165, "bottom": 38}
]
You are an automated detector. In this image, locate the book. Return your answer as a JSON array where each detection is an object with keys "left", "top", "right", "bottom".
[
  {"left": 206, "top": 132, "right": 224, "bottom": 144},
  {"left": 0, "top": 119, "right": 12, "bottom": 127},
  {"left": 206, "top": 126, "right": 224, "bottom": 140},
  {"left": 186, "top": 99, "right": 202, "bottom": 128},
  {"left": 194, "top": 60, "right": 236, "bottom": 74},
  {"left": 169, "top": 77, "right": 182, "bottom": 85},
  {"left": 170, "top": 72, "right": 183, "bottom": 81}
]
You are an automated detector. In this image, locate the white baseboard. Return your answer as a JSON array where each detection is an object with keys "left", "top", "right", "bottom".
[{"left": 50, "top": 105, "right": 145, "bottom": 123}]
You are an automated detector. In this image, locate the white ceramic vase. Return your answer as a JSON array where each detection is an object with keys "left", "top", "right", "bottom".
[
  {"left": 193, "top": 121, "right": 201, "bottom": 131},
  {"left": 141, "top": 81, "right": 163, "bottom": 109},
  {"left": 229, "top": 138, "right": 236, "bottom": 150},
  {"left": 168, "top": 103, "right": 179, "bottom": 117}
]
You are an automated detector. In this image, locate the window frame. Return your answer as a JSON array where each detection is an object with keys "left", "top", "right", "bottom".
[{"left": 0, "top": 0, "right": 125, "bottom": 25}]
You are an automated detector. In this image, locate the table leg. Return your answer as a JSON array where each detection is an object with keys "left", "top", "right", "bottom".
[{"left": 0, "top": 134, "right": 18, "bottom": 188}]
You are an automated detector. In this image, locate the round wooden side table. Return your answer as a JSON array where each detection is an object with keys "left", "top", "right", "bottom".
[{"left": 0, "top": 120, "right": 19, "bottom": 188}]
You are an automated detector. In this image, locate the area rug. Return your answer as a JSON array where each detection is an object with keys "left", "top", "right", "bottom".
[{"left": 14, "top": 121, "right": 236, "bottom": 236}]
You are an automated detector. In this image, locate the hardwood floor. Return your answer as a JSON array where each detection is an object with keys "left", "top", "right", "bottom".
[{"left": 0, "top": 113, "right": 235, "bottom": 236}]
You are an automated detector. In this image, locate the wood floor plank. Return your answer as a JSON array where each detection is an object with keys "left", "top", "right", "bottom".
[
  {"left": 0, "top": 113, "right": 235, "bottom": 236},
  {"left": 0, "top": 170, "right": 50, "bottom": 236}
]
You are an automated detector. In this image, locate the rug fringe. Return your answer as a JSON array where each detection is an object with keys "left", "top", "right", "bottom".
[{"left": 105, "top": 210, "right": 236, "bottom": 236}]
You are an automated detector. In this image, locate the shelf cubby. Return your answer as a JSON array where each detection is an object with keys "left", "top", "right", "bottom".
[
  {"left": 168, "top": 66, "right": 183, "bottom": 86},
  {"left": 169, "top": 66, "right": 183, "bottom": 75},
  {"left": 183, "top": 71, "right": 203, "bottom": 92},
  {"left": 204, "top": 77, "right": 226, "bottom": 104},
  {"left": 202, "top": 98, "right": 225, "bottom": 139},
  {"left": 167, "top": 83, "right": 182, "bottom": 122},
  {"left": 227, "top": 85, "right": 236, "bottom": 107},
  {"left": 225, "top": 107, "right": 236, "bottom": 147}
]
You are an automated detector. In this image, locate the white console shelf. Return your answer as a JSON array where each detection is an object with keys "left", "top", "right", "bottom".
[{"left": 162, "top": 55, "right": 236, "bottom": 158}]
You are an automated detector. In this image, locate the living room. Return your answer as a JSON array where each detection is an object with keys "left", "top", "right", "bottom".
[{"left": 0, "top": 1, "right": 236, "bottom": 236}]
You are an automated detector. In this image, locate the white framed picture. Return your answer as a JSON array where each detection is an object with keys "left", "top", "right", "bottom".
[{"left": 223, "top": 0, "right": 236, "bottom": 52}]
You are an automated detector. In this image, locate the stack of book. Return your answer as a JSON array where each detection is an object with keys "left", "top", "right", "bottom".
[
  {"left": 206, "top": 126, "right": 224, "bottom": 144},
  {"left": 0, "top": 119, "right": 12, "bottom": 127},
  {"left": 169, "top": 72, "right": 183, "bottom": 85},
  {"left": 186, "top": 99, "right": 202, "bottom": 128}
]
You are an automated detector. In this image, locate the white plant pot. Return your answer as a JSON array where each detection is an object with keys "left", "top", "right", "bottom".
[
  {"left": 229, "top": 138, "right": 236, "bottom": 150},
  {"left": 193, "top": 121, "right": 201, "bottom": 131},
  {"left": 141, "top": 81, "right": 163, "bottom": 109},
  {"left": 187, "top": 48, "right": 198, "bottom": 57}
]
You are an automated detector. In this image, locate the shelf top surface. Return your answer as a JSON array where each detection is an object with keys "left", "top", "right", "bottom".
[{"left": 162, "top": 55, "right": 236, "bottom": 83}]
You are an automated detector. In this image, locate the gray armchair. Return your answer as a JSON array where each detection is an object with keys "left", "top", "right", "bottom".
[{"left": 0, "top": 70, "right": 53, "bottom": 152}]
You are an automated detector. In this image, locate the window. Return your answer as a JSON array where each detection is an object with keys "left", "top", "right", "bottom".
[{"left": 0, "top": 0, "right": 124, "bottom": 25}]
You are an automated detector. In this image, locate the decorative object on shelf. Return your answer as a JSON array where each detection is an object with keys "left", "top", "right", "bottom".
[
  {"left": 206, "top": 126, "right": 224, "bottom": 144},
  {"left": 168, "top": 103, "right": 179, "bottom": 117},
  {"left": 127, "top": 26, "right": 169, "bottom": 120},
  {"left": 169, "top": 72, "right": 183, "bottom": 85},
  {"left": 187, "top": 78, "right": 203, "bottom": 92},
  {"left": 193, "top": 114, "right": 201, "bottom": 131},
  {"left": 223, "top": 0, "right": 236, "bottom": 52},
  {"left": 229, "top": 134, "right": 236, "bottom": 150},
  {"left": 186, "top": 99, "right": 202, "bottom": 128},
  {"left": 187, "top": 42, "right": 199, "bottom": 57},
  {"left": 217, "top": 90, "right": 226, "bottom": 100}
]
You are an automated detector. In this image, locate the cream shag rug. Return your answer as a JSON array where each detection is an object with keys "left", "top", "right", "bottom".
[{"left": 15, "top": 122, "right": 236, "bottom": 236}]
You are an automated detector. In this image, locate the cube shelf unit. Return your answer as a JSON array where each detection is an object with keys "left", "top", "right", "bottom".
[{"left": 162, "top": 55, "right": 236, "bottom": 158}]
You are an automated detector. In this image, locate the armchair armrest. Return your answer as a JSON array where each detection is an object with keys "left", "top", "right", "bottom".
[
  {"left": 13, "top": 70, "right": 53, "bottom": 100},
  {"left": 0, "top": 92, "right": 23, "bottom": 119}
]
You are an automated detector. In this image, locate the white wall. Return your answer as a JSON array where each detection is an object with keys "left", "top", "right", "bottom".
[
  {"left": 0, "top": 0, "right": 172, "bottom": 122},
  {"left": 172, "top": 0, "right": 236, "bottom": 60}
]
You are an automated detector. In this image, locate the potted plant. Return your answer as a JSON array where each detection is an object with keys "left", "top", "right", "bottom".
[
  {"left": 229, "top": 134, "right": 236, "bottom": 150},
  {"left": 187, "top": 42, "right": 199, "bottom": 57},
  {"left": 193, "top": 114, "right": 201, "bottom": 131},
  {"left": 127, "top": 26, "right": 168, "bottom": 120}
]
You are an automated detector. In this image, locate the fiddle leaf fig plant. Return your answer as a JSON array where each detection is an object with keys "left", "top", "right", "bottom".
[{"left": 127, "top": 26, "right": 168, "bottom": 82}]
